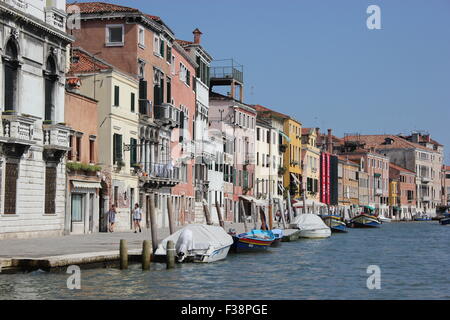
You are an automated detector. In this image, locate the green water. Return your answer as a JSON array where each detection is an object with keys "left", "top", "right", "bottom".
[{"left": 1, "top": 222, "right": 449, "bottom": 300}]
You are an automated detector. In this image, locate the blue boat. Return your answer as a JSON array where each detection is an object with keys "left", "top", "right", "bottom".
[
  {"left": 271, "top": 229, "right": 284, "bottom": 246},
  {"left": 440, "top": 212, "right": 450, "bottom": 225},
  {"left": 322, "top": 215, "right": 348, "bottom": 233},
  {"left": 414, "top": 214, "right": 432, "bottom": 221},
  {"left": 349, "top": 214, "right": 381, "bottom": 228},
  {"left": 230, "top": 230, "right": 275, "bottom": 252}
]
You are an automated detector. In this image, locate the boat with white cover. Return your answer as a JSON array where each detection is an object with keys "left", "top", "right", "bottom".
[
  {"left": 154, "top": 225, "right": 233, "bottom": 263},
  {"left": 290, "top": 214, "right": 331, "bottom": 239}
]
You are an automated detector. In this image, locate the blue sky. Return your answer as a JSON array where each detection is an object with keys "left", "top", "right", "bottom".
[{"left": 88, "top": 0, "right": 450, "bottom": 162}]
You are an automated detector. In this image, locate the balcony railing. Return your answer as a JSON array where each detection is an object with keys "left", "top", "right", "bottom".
[
  {"left": 1, "top": 112, "right": 36, "bottom": 143},
  {"left": 154, "top": 103, "right": 180, "bottom": 128},
  {"left": 422, "top": 196, "right": 431, "bottom": 202},
  {"left": 375, "top": 188, "right": 383, "bottom": 196},
  {"left": 421, "top": 176, "right": 432, "bottom": 183},
  {"left": 210, "top": 59, "right": 244, "bottom": 83},
  {"left": 43, "top": 123, "right": 70, "bottom": 150},
  {"left": 139, "top": 99, "right": 151, "bottom": 116},
  {"left": 147, "top": 163, "right": 180, "bottom": 181}
]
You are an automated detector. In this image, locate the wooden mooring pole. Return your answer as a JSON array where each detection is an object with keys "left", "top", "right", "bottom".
[
  {"left": 240, "top": 200, "right": 248, "bottom": 233},
  {"left": 120, "top": 239, "right": 128, "bottom": 270},
  {"left": 203, "top": 200, "right": 213, "bottom": 225},
  {"left": 142, "top": 240, "right": 151, "bottom": 270},
  {"left": 215, "top": 201, "right": 225, "bottom": 229},
  {"left": 167, "top": 196, "right": 175, "bottom": 235},
  {"left": 149, "top": 193, "right": 158, "bottom": 253},
  {"left": 166, "top": 240, "right": 175, "bottom": 269}
]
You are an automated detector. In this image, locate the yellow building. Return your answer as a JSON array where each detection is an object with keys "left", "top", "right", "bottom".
[
  {"left": 389, "top": 180, "right": 399, "bottom": 207},
  {"left": 283, "top": 118, "right": 302, "bottom": 198},
  {"left": 301, "top": 128, "right": 321, "bottom": 202}
]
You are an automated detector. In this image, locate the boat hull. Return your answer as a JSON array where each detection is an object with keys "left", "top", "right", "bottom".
[
  {"left": 440, "top": 218, "right": 450, "bottom": 225},
  {"left": 322, "top": 216, "right": 348, "bottom": 233},
  {"left": 299, "top": 228, "right": 331, "bottom": 239},
  {"left": 231, "top": 236, "right": 273, "bottom": 252},
  {"left": 349, "top": 215, "right": 381, "bottom": 228}
]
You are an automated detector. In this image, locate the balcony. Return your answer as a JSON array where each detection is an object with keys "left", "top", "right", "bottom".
[
  {"left": 154, "top": 103, "right": 180, "bottom": 128},
  {"left": 139, "top": 99, "right": 151, "bottom": 117},
  {"left": 45, "top": 6, "right": 67, "bottom": 32},
  {"left": 279, "top": 144, "right": 288, "bottom": 153},
  {"left": 0, "top": 112, "right": 37, "bottom": 157},
  {"left": 375, "top": 188, "right": 383, "bottom": 196},
  {"left": 140, "top": 163, "right": 180, "bottom": 188},
  {"left": 421, "top": 176, "right": 432, "bottom": 184},
  {"left": 210, "top": 59, "right": 244, "bottom": 84},
  {"left": 422, "top": 196, "right": 431, "bottom": 202},
  {"left": 42, "top": 123, "right": 71, "bottom": 162}
]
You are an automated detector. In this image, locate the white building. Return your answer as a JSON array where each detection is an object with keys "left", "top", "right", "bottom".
[{"left": 0, "top": 0, "right": 72, "bottom": 239}]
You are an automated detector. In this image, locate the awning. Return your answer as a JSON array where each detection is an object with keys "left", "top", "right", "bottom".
[
  {"left": 364, "top": 205, "right": 375, "bottom": 211},
  {"left": 71, "top": 180, "right": 102, "bottom": 190},
  {"left": 279, "top": 130, "right": 291, "bottom": 143},
  {"left": 290, "top": 173, "right": 301, "bottom": 187}
]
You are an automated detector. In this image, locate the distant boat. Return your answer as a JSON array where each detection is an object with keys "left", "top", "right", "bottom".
[
  {"left": 271, "top": 229, "right": 284, "bottom": 246},
  {"left": 379, "top": 215, "right": 392, "bottom": 223},
  {"left": 321, "top": 215, "right": 348, "bottom": 233},
  {"left": 154, "top": 225, "right": 233, "bottom": 263},
  {"left": 440, "top": 212, "right": 450, "bottom": 225},
  {"left": 291, "top": 214, "right": 331, "bottom": 239},
  {"left": 414, "top": 214, "right": 432, "bottom": 222},
  {"left": 230, "top": 229, "right": 275, "bottom": 252},
  {"left": 349, "top": 214, "right": 381, "bottom": 228}
]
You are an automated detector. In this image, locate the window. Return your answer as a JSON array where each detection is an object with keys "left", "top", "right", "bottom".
[
  {"left": 4, "top": 40, "right": 19, "bottom": 111},
  {"left": 89, "top": 139, "right": 95, "bottom": 164},
  {"left": 257, "top": 128, "right": 260, "bottom": 141},
  {"left": 130, "top": 138, "right": 137, "bottom": 166},
  {"left": 166, "top": 45, "right": 172, "bottom": 63},
  {"left": 138, "top": 27, "right": 145, "bottom": 47},
  {"left": 44, "top": 166, "right": 57, "bottom": 214},
  {"left": 113, "top": 133, "right": 123, "bottom": 164},
  {"left": 4, "top": 162, "right": 18, "bottom": 214},
  {"left": 114, "top": 186, "right": 119, "bottom": 207},
  {"left": 68, "top": 135, "right": 73, "bottom": 161},
  {"left": 160, "top": 39, "right": 165, "bottom": 58},
  {"left": 167, "top": 78, "right": 171, "bottom": 103},
  {"left": 71, "top": 194, "right": 83, "bottom": 222},
  {"left": 76, "top": 136, "right": 81, "bottom": 162},
  {"left": 114, "top": 86, "right": 120, "bottom": 106},
  {"left": 153, "top": 36, "right": 160, "bottom": 55},
  {"left": 44, "top": 56, "right": 57, "bottom": 122},
  {"left": 267, "top": 130, "right": 270, "bottom": 144},
  {"left": 106, "top": 25, "right": 124, "bottom": 45},
  {"left": 131, "top": 92, "right": 135, "bottom": 113}
]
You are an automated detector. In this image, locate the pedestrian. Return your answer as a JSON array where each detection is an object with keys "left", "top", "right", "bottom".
[
  {"left": 133, "top": 203, "right": 142, "bottom": 233},
  {"left": 108, "top": 204, "right": 117, "bottom": 233}
]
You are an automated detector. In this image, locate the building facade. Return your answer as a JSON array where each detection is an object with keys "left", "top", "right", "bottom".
[
  {"left": 283, "top": 118, "right": 302, "bottom": 198},
  {"left": 0, "top": 0, "right": 71, "bottom": 239},
  {"left": 301, "top": 128, "right": 320, "bottom": 203}
]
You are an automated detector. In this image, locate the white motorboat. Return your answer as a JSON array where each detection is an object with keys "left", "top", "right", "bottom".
[
  {"left": 154, "top": 225, "right": 233, "bottom": 263},
  {"left": 379, "top": 215, "right": 392, "bottom": 223},
  {"left": 290, "top": 214, "right": 331, "bottom": 239}
]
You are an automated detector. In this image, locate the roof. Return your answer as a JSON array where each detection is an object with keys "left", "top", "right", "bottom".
[
  {"left": 67, "top": 48, "right": 111, "bottom": 75},
  {"left": 343, "top": 135, "right": 430, "bottom": 152},
  {"left": 175, "top": 39, "right": 194, "bottom": 46},
  {"left": 252, "top": 104, "right": 293, "bottom": 121},
  {"left": 389, "top": 163, "right": 415, "bottom": 174},
  {"left": 69, "top": 2, "right": 140, "bottom": 14}
]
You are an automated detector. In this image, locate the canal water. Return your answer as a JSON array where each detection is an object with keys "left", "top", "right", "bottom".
[{"left": 1, "top": 222, "right": 449, "bottom": 300}]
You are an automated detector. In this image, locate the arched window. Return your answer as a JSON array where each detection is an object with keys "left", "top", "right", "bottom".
[
  {"left": 44, "top": 56, "right": 57, "bottom": 122},
  {"left": 3, "top": 40, "right": 19, "bottom": 111}
]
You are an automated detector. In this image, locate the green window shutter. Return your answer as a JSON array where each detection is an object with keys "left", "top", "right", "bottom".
[
  {"left": 166, "top": 45, "right": 171, "bottom": 63},
  {"left": 130, "top": 138, "right": 137, "bottom": 166},
  {"left": 114, "top": 86, "right": 120, "bottom": 106},
  {"left": 186, "top": 70, "right": 191, "bottom": 86},
  {"left": 114, "top": 134, "right": 123, "bottom": 164},
  {"left": 131, "top": 92, "right": 135, "bottom": 112},
  {"left": 113, "top": 134, "right": 117, "bottom": 164},
  {"left": 160, "top": 40, "right": 165, "bottom": 57}
]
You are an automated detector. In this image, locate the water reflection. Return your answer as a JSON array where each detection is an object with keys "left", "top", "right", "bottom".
[{"left": 1, "top": 223, "right": 449, "bottom": 300}]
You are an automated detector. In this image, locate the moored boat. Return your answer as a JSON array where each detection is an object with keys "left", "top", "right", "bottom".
[
  {"left": 271, "top": 229, "right": 284, "bottom": 246},
  {"left": 349, "top": 214, "right": 381, "bottom": 228},
  {"left": 414, "top": 214, "right": 432, "bottom": 221},
  {"left": 379, "top": 215, "right": 392, "bottom": 223},
  {"left": 230, "top": 229, "right": 276, "bottom": 252},
  {"left": 321, "top": 215, "right": 348, "bottom": 233},
  {"left": 154, "top": 225, "right": 233, "bottom": 263},
  {"left": 290, "top": 214, "right": 331, "bottom": 239},
  {"left": 439, "top": 212, "right": 450, "bottom": 225}
]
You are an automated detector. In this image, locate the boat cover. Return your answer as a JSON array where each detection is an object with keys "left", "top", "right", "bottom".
[
  {"left": 156, "top": 225, "right": 233, "bottom": 255},
  {"left": 291, "top": 214, "right": 330, "bottom": 231}
]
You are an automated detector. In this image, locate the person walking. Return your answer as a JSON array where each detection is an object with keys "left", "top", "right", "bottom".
[
  {"left": 107, "top": 204, "right": 117, "bottom": 233},
  {"left": 133, "top": 203, "right": 142, "bottom": 233}
]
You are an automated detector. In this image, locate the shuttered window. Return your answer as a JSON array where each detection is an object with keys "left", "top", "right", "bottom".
[
  {"left": 130, "top": 138, "right": 137, "bottom": 166},
  {"left": 114, "top": 86, "right": 120, "bottom": 106},
  {"left": 113, "top": 134, "right": 123, "bottom": 164},
  {"left": 131, "top": 92, "right": 135, "bottom": 113}
]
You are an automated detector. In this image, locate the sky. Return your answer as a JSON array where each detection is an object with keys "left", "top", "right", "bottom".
[{"left": 87, "top": 0, "right": 450, "bottom": 162}]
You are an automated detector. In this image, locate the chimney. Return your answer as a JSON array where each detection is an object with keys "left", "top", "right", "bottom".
[
  {"left": 193, "top": 28, "right": 202, "bottom": 44},
  {"left": 327, "top": 129, "right": 333, "bottom": 154}
]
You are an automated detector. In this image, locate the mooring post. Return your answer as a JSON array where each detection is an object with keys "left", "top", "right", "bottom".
[
  {"left": 203, "top": 200, "right": 213, "bottom": 225},
  {"left": 166, "top": 240, "right": 175, "bottom": 269},
  {"left": 149, "top": 193, "right": 158, "bottom": 253},
  {"left": 240, "top": 200, "right": 248, "bottom": 233},
  {"left": 120, "top": 239, "right": 128, "bottom": 270},
  {"left": 167, "top": 196, "right": 175, "bottom": 235},
  {"left": 142, "top": 240, "right": 151, "bottom": 270},
  {"left": 215, "top": 201, "right": 225, "bottom": 229}
]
